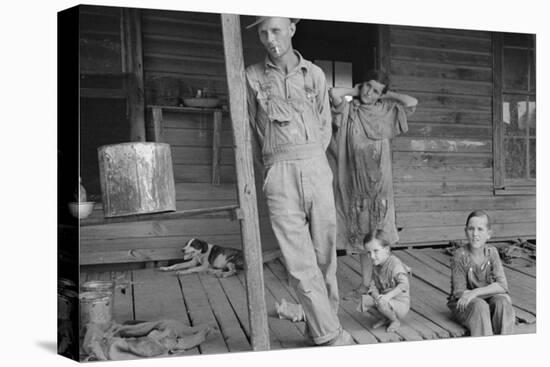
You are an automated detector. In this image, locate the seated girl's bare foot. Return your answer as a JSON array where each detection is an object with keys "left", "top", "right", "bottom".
[
  {"left": 372, "top": 319, "right": 388, "bottom": 329},
  {"left": 386, "top": 320, "right": 400, "bottom": 333}
]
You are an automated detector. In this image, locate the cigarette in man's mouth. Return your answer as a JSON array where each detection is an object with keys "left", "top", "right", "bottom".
[{"left": 274, "top": 46, "right": 280, "bottom": 55}]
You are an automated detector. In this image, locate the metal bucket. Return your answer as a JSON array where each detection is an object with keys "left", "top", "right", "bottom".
[
  {"left": 81, "top": 280, "right": 115, "bottom": 326},
  {"left": 79, "top": 291, "right": 113, "bottom": 326}
]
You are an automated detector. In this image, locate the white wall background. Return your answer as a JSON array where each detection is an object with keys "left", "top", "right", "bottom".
[{"left": 1, "top": 1, "right": 547, "bottom": 366}]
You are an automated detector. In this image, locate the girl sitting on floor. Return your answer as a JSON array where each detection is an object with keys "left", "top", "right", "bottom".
[{"left": 357, "top": 229, "right": 411, "bottom": 332}]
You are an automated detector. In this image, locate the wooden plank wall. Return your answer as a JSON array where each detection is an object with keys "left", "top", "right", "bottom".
[
  {"left": 80, "top": 9, "right": 276, "bottom": 266},
  {"left": 79, "top": 12, "right": 538, "bottom": 264},
  {"left": 388, "top": 25, "right": 536, "bottom": 245},
  {"left": 141, "top": 9, "right": 228, "bottom": 103}
]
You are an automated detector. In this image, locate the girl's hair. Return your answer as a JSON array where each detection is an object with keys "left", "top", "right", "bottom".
[
  {"left": 465, "top": 210, "right": 492, "bottom": 229},
  {"left": 363, "top": 229, "right": 391, "bottom": 248},
  {"left": 360, "top": 69, "right": 390, "bottom": 94}
]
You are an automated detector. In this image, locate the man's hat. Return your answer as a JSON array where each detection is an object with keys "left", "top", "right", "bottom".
[{"left": 245, "top": 16, "right": 300, "bottom": 29}]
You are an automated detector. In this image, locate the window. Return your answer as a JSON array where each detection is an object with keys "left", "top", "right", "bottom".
[
  {"left": 493, "top": 33, "right": 536, "bottom": 194},
  {"left": 315, "top": 60, "right": 353, "bottom": 101},
  {"left": 315, "top": 60, "right": 353, "bottom": 88}
]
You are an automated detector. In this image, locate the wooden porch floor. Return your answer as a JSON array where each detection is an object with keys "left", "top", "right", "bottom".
[{"left": 80, "top": 248, "right": 536, "bottom": 356}]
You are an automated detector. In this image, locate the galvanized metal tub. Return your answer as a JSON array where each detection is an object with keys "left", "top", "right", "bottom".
[{"left": 97, "top": 142, "right": 176, "bottom": 217}]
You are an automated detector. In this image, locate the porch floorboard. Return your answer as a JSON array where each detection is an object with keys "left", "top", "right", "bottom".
[{"left": 81, "top": 248, "right": 536, "bottom": 357}]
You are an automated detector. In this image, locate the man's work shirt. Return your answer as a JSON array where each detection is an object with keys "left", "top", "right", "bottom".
[{"left": 245, "top": 51, "right": 332, "bottom": 166}]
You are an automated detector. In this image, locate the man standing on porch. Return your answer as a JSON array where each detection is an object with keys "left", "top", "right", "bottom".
[{"left": 245, "top": 16, "right": 353, "bottom": 346}]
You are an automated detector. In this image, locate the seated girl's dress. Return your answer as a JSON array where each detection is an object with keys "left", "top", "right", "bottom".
[
  {"left": 359, "top": 254, "right": 411, "bottom": 319},
  {"left": 447, "top": 245, "right": 515, "bottom": 336}
]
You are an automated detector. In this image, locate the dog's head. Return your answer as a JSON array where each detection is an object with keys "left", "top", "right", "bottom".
[{"left": 182, "top": 238, "right": 210, "bottom": 260}]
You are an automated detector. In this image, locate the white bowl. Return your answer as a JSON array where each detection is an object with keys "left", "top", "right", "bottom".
[{"left": 68, "top": 202, "right": 95, "bottom": 219}]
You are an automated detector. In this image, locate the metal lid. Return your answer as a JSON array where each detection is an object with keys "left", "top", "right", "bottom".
[
  {"left": 81, "top": 280, "right": 115, "bottom": 290},
  {"left": 79, "top": 291, "right": 112, "bottom": 302}
]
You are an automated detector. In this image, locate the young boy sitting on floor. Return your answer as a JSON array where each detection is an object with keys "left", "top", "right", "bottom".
[
  {"left": 447, "top": 210, "right": 515, "bottom": 336},
  {"left": 357, "top": 230, "right": 411, "bottom": 332}
]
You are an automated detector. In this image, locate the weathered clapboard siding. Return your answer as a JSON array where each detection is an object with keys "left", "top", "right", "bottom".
[
  {"left": 388, "top": 25, "right": 535, "bottom": 245},
  {"left": 391, "top": 61, "right": 492, "bottom": 83},
  {"left": 405, "top": 123, "right": 491, "bottom": 139},
  {"left": 79, "top": 12, "right": 536, "bottom": 264},
  {"left": 408, "top": 109, "right": 491, "bottom": 125},
  {"left": 140, "top": 10, "right": 259, "bottom": 187},
  {"left": 393, "top": 137, "right": 491, "bottom": 153},
  {"left": 393, "top": 151, "right": 492, "bottom": 168},
  {"left": 141, "top": 10, "right": 228, "bottom": 99},
  {"left": 398, "top": 219, "right": 536, "bottom": 244},
  {"left": 408, "top": 92, "right": 491, "bottom": 112},
  {"left": 398, "top": 209, "right": 535, "bottom": 228},
  {"left": 80, "top": 10, "right": 275, "bottom": 265},
  {"left": 395, "top": 194, "right": 536, "bottom": 212},
  {"left": 80, "top": 181, "right": 276, "bottom": 265},
  {"left": 141, "top": 12, "right": 262, "bottom": 103},
  {"left": 394, "top": 182, "right": 493, "bottom": 197}
]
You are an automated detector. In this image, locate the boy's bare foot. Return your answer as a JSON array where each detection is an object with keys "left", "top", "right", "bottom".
[
  {"left": 386, "top": 320, "right": 400, "bottom": 333},
  {"left": 372, "top": 319, "right": 388, "bottom": 329}
]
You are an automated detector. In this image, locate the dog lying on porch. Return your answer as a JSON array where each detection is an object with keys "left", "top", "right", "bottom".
[{"left": 158, "top": 238, "right": 245, "bottom": 278}]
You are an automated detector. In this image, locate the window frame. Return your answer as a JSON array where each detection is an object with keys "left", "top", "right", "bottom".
[{"left": 492, "top": 32, "right": 536, "bottom": 195}]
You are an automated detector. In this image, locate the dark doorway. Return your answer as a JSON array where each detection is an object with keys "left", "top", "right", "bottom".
[
  {"left": 80, "top": 97, "right": 129, "bottom": 199},
  {"left": 293, "top": 19, "right": 378, "bottom": 87}
]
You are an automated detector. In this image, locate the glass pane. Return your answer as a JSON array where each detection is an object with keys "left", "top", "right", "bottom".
[
  {"left": 315, "top": 60, "right": 333, "bottom": 87},
  {"left": 528, "top": 100, "right": 536, "bottom": 134},
  {"left": 334, "top": 61, "right": 353, "bottom": 88},
  {"left": 529, "top": 49, "right": 536, "bottom": 91},
  {"left": 529, "top": 138, "right": 536, "bottom": 178},
  {"left": 504, "top": 138, "right": 527, "bottom": 179},
  {"left": 503, "top": 48, "right": 529, "bottom": 90},
  {"left": 503, "top": 94, "right": 529, "bottom": 136}
]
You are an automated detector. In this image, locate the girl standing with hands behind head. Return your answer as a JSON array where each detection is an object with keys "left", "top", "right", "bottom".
[
  {"left": 328, "top": 70, "right": 417, "bottom": 299},
  {"left": 447, "top": 211, "right": 515, "bottom": 336}
]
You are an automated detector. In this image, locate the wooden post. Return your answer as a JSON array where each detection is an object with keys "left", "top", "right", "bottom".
[
  {"left": 151, "top": 107, "right": 164, "bottom": 143},
  {"left": 212, "top": 110, "right": 222, "bottom": 185},
  {"left": 121, "top": 8, "right": 146, "bottom": 142},
  {"left": 220, "top": 14, "right": 270, "bottom": 351},
  {"left": 492, "top": 32, "right": 505, "bottom": 191}
]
